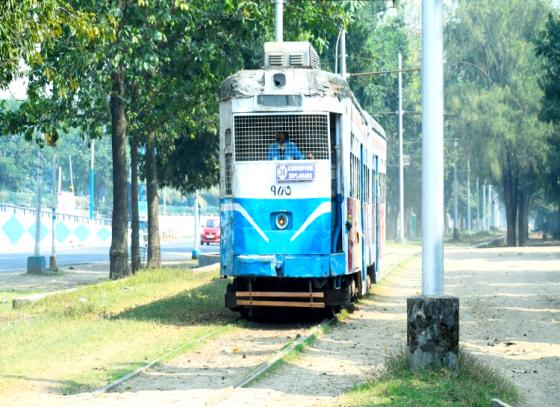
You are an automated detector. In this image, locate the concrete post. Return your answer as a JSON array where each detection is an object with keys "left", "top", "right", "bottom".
[
  {"left": 398, "top": 52, "right": 405, "bottom": 243},
  {"left": 407, "top": 0, "right": 459, "bottom": 370}
]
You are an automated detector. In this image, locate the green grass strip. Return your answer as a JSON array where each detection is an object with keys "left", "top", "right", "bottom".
[{"left": 338, "top": 350, "right": 521, "bottom": 407}]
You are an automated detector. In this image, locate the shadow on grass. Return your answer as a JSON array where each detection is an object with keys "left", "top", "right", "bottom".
[{"left": 113, "top": 277, "right": 234, "bottom": 326}]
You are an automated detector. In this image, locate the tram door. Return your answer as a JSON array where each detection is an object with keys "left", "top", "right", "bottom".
[
  {"left": 330, "top": 113, "right": 343, "bottom": 253},
  {"left": 347, "top": 135, "right": 362, "bottom": 275}
]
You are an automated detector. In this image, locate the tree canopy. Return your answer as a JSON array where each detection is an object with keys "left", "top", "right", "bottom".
[{"left": 445, "top": 0, "right": 552, "bottom": 245}]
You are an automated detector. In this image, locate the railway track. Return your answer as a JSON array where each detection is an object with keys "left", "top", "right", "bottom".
[
  {"left": 89, "top": 250, "right": 418, "bottom": 404},
  {"left": 89, "top": 312, "right": 339, "bottom": 406}
]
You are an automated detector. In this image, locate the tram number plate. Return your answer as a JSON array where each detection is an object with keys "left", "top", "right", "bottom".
[
  {"left": 271, "top": 185, "right": 291, "bottom": 196},
  {"left": 276, "top": 163, "right": 315, "bottom": 182}
]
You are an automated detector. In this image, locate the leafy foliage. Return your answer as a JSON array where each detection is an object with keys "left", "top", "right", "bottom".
[
  {"left": 445, "top": 0, "right": 552, "bottom": 245},
  {"left": 535, "top": 11, "right": 560, "bottom": 237}
]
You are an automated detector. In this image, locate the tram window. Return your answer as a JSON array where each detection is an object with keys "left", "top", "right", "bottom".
[
  {"left": 349, "top": 155, "right": 353, "bottom": 198},
  {"left": 379, "top": 173, "right": 386, "bottom": 205},
  {"left": 225, "top": 153, "right": 233, "bottom": 195},
  {"left": 234, "top": 114, "right": 329, "bottom": 161},
  {"left": 225, "top": 129, "right": 232, "bottom": 146},
  {"left": 257, "top": 95, "right": 302, "bottom": 107}
]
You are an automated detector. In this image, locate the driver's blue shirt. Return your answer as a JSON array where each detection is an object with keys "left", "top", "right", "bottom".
[{"left": 267, "top": 141, "right": 303, "bottom": 160}]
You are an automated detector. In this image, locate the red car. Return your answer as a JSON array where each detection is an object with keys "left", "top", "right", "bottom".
[{"left": 200, "top": 218, "right": 220, "bottom": 245}]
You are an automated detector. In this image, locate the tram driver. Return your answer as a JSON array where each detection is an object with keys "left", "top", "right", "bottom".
[{"left": 267, "top": 131, "right": 313, "bottom": 160}]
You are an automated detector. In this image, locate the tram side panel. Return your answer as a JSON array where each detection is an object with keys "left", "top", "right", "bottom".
[{"left": 220, "top": 101, "right": 235, "bottom": 275}]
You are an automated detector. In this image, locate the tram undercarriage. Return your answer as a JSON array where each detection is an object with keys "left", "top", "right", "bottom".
[{"left": 225, "top": 273, "right": 368, "bottom": 313}]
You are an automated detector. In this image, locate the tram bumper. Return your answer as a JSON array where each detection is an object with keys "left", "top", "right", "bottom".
[{"left": 231, "top": 253, "right": 346, "bottom": 278}]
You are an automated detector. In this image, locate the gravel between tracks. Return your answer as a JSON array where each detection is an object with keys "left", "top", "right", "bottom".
[{"left": 5, "top": 244, "right": 559, "bottom": 406}]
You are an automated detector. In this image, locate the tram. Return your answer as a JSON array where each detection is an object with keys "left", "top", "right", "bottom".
[{"left": 219, "top": 41, "right": 386, "bottom": 315}]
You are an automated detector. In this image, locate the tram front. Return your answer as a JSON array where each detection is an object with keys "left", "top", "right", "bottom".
[{"left": 219, "top": 42, "right": 347, "bottom": 312}]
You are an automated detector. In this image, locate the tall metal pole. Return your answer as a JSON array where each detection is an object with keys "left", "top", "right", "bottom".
[
  {"left": 69, "top": 155, "right": 75, "bottom": 193},
  {"left": 49, "top": 148, "right": 57, "bottom": 270},
  {"left": 90, "top": 140, "right": 95, "bottom": 220},
  {"left": 407, "top": 1, "right": 458, "bottom": 371},
  {"left": 488, "top": 185, "right": 493, "bottom": 229},
  {"left": 163, "top": 187, "right": 167, "bottom": 216},
  {"left": 398, "top": 52, "right": 405, "bottom": 243},
  {"left": 275, "top": 0, "right": 283, "bottom": 42},
  {"left": 467, "top": 161, "right": 471, "bottom": 234},
  {"left": 421, "top": 0, "right": 444, "bottom": 296},
  {"left": 341, "top": 29, "right": 347, "bottom": 80},
  {"left": 476, "top": 177, "right": 480, "bottom": 232},
  {"left": 192, "top": 190, "right": 201, "bottom": 259},
  {"left": 482, "top": 182, "right": 486, "bottom": 231},
  {"left": 34, "top": 148, "right": 43, "bottom": 257},
  {"left": 453, "top": 157, "right": 458, "bottom": 237}
]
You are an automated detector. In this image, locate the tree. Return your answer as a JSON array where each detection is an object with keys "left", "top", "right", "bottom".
[
  {"left": 341, "top": 2, "right": 418, "bottom": 239},
  {"left": 4, "top": 0, "right": 353, "bottom": 274},
  {"left": 536, "top": 12, "right": 560, "bottom": 238},
  {"left": 445, "top": 0, "right": 552, "bottom": 246}
]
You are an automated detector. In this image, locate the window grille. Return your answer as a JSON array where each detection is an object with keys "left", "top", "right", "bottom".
[{"left": 234, "top": 114, "right": 329, "bottom": 161}]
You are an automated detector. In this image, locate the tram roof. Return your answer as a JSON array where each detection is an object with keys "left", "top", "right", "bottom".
[{"left": 220, "top": 69, "right": 386, "bottom": 139}]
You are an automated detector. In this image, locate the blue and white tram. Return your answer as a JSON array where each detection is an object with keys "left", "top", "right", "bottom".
[{"left": 219, "top": 41, "right": 386, "bottom": 314}]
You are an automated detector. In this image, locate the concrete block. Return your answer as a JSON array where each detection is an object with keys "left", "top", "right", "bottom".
[
  {"left": 407, "top": 295, "right": 459, "bottom": 369},
  {"left": 27, "top": 256, "right": 46, "bottom": 275}
]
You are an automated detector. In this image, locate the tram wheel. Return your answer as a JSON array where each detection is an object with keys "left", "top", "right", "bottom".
[
  {"left": 366, "top": 275, "right": 372, "bottom": 293},
  {"left": 325, "top": 305, "right": 341, "bottom": 318}
]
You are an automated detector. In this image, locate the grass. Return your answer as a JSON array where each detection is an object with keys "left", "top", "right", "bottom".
[
  {"left": 0, "top": 266, "right": 237, "bottom": 395},
  {"left": 338, "top": 350, "right": 521, "bottom": 407}
]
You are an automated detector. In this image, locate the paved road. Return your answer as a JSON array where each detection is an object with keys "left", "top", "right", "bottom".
[{"left": 0, "top": 238, "right": 217, "bottom": 272}]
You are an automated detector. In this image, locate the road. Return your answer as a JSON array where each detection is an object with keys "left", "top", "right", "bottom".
[{"left": 0, "top": 238, "right": 217, "bottom": 272}]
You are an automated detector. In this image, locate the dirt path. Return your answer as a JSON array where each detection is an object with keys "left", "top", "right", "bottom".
[
  {"left": 212, "top": 245, "right": 560, "bottom": 407},
  {"left": 4, "top": 244, "right": 558, "bottom": 406},
  {"left": 445, "top": 245, "right": 560, "bottom": 407}
]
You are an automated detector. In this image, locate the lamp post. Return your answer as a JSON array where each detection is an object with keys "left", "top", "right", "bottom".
[
  {"left": 192, "top": 190, "right": 201, "bottom": 259},
  {"left": 27, "top": 145, "right": 46, "bottom": 274},
  {"left": 398, "top": 52, "right": 405, "bottom": 243},
  {"left": 90, "top": 140, "right": 95, "bottom": 220},
  {"left": 467, "top": 161, "right": 471, "bottom": 234},
  {"left": 407, "top": 0, "right": 459, "bottom": 370},
  {"left": 49, "top": 147, "right": 58, "bottom": 271}
]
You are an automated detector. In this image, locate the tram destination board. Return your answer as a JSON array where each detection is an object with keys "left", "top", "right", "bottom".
[{"left": 276, "top": 163, "right": 315, "bottom": 182}]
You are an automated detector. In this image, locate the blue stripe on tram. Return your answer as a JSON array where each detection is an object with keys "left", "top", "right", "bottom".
[{"left": 221, "top": 197, "right": 348, "bottom": 278}]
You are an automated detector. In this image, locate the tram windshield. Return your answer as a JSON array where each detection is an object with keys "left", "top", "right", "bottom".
[{"left": 234, "top": 114, "right": 329, "bottom": 162}]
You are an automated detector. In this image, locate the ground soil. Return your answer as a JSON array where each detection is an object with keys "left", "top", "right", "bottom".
[{"left": 3, "top": 244, "right": 559, "bottom": 406}]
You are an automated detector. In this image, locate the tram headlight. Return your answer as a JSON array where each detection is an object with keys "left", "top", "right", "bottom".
[{"left": 275, "top": 213, "right": 289, "bottom": 230}]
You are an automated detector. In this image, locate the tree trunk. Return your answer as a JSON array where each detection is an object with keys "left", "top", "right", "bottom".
[
  {"left": 502, "top": 162, "right": 517, "bottom": 247},
  {"left": 146, "top": 136, "right": 161, "bottom": 268},
  {"left": 517, "top": 191, "right": 531, "bottom": 246},
  {"left": 130, "top": 132, "right": 141, "bottom": 272},
  {"left": 109, "top": 71, "right": 130, "bottom": 279}
]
